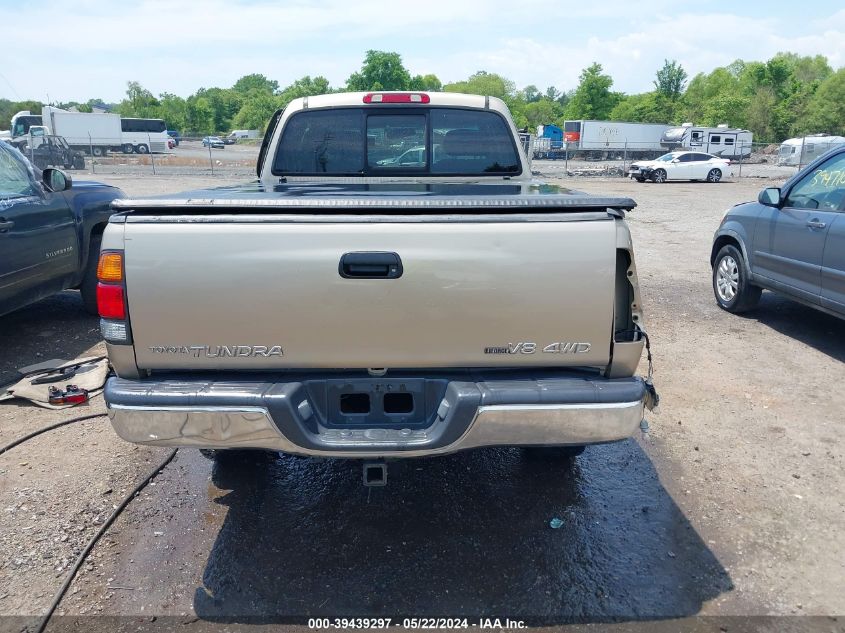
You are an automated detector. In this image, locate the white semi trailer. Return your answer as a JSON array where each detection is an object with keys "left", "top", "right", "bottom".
[{"left": 563, "top": 120, "right": 671, "bottom": 158}]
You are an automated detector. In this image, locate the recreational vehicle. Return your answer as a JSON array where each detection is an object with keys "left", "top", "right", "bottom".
[
  {"left": 777, "top": 134, "right": 845, "bottom": 166},
  {"left": 661, "top": 124, "right": 752, "bottom": 159}
]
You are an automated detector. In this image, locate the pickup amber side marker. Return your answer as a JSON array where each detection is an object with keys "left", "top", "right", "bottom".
[
  {"left": 97, "top": 252, "right": 123, "bottom": 282},
  {"left": 96, "top": 250, "right": 127, "bottom": 324}
]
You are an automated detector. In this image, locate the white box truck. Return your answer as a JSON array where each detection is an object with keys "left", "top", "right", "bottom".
[{"left": 40, "top": 106, "right": 122, "bottom": 157}]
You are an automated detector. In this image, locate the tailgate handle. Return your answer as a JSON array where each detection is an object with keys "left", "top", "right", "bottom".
[{"left": 339, "top": 252, "right": 403, "bottom": 279}]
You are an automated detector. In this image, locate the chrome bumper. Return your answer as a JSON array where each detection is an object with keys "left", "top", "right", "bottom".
[{"left": 106, "top": 374, "right": 647, "bottom": 458}]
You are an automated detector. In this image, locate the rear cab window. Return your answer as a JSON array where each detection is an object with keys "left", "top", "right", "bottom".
[{"left": 273, "top": 107, "right": 521, "bottom": 177}]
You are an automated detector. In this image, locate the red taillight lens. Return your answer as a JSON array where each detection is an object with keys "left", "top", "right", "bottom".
[
  {"left": 363, "top": 93, "right": 430, "bottom": 104},
  {"left": 97, "top": 283, "right": 125, "bottom": 319}
]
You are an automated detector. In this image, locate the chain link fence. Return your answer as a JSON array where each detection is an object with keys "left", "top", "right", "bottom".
[
  {"left": 21, "top": 134, "right": 810, "bottom": 181},
  {"left": 20, "top": 135, "right": 260, "bottom": 178},
  {"left": 528, "top": 141, "right": 804, "bottom": 179}
]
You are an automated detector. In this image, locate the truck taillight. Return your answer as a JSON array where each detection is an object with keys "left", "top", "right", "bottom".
[
  {"left": 97, "top": 283, "right": 125, "bottom": 319},
  {"left": 97, "top": 250, "right": 130, "bottom": 343},
  {"left": 363, "top": 93, "right": 430, "bottom": 104},
  {"left": 97, "top": 251, "right": 123, "bottom": 282}
]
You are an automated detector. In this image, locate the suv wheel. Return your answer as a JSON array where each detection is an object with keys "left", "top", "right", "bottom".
[{"left": 713, "top": 244, "right": 761, "bottom": 313}]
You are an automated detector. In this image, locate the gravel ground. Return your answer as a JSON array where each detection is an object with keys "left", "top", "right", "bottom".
[{"left": 0, "top": 170, "right": 843, "bottom": 630}]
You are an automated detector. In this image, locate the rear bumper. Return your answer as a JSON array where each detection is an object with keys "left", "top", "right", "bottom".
[{"left": 105, "top": 373, "right": 647, "bottom": 458}]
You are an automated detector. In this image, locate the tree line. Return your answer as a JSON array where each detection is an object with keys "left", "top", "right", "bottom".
[{"left": 2, "top": 50, "right": 842, "bottom": 142}]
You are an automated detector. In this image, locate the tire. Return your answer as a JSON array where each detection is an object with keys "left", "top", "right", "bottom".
[
  {"left": 79, "top": 234, "right": 101, "bottom": 315},
  {"left": 135, "top": 144, "right": 149, "bottom": 154},
  {"left": 712, "top": 244, "right": 761, "bottom": 313},
  {"left": 651, "top": 169, "right": 667, "bottom": 183},
  {"left": 122, "top": 144, "right": 134, "bottom": 154},
  {"left": 707, "top": 168, "right": 722, "bottom": 183},
  {"left": 91, "top": 146, "right": 105, "bottom": 157},
  {"left": 523, "top": 445, "right": 586, "bottom": 460}
]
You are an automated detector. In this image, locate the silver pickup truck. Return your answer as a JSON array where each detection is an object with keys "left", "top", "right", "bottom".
[{"left": 98, "top": 92, "right": 656, "bottom": 472}]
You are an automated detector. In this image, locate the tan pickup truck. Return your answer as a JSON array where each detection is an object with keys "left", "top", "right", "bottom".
[{"left": 97, "top": 91, "right": 656, "bottom": 479}]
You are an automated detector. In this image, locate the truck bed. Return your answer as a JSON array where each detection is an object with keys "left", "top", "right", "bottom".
[{"left": 109, "top": 182, "right": 635, "bottom": 372}]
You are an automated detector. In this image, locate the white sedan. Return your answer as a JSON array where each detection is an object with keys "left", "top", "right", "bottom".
[{"left": 628, "top": 151, "right": 731, "bottom": 183}]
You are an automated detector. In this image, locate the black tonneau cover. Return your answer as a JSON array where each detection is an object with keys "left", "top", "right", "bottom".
[{"left": 111, "top": 182, "right": 636, "bottom": 215}]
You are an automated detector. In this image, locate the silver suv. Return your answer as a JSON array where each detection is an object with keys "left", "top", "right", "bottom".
[{"left": 711, "top": 147, "right": 845, "bottom": 317}]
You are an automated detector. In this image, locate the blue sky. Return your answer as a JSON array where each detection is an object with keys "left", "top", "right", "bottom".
[{"left": 1, "top": 0, "right": 844, "bottom": 103}]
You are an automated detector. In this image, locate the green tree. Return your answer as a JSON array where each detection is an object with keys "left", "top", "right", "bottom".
[
  {"left": 521, "top": 98, "right": 564, "bottom": 129},
  {"left": 781, "top": 53, "right": 833, "bottom": 84},
  {"left": 564, "top": 63, "right": 621, "bottom": 120},
  {"left": 0, "top": 99, "right": 42, "bottom": 126},
  {"left": 700, "top": 93, "right": 750, "bottom": 129},
  {"left": 194, "top": 87, "right": 242, "bottom": 133},
  {"left": 157, "top": 93, "right": 188, "bottom": 131},
  {"left": 680, "top": 67, "right": 740, "bottom": 123},
  {"left": 232, "top": 74, "right": 279, "bottom": 95},
  {"left": 231, "top": 93, "right": 279, "bottom": 132},
  {"left": 444, "top": 71, "right": 516, "bottom": 100},
  {"left": 346, "top": 50, "right": 412, "bottom": 91},
  {"left": 410, "top": 73, "right": 442, "bottom": 91},
  {"left": 544, "top": 86, "right": 569, "bottom": 107},
  {"left": 117, "top": 81, "right": 160, "bottom": 117},
  {"left": 745, "top": 86, "right": 778, "bottom": 141},
  {"left": 522, "top": 85, "right": 541, "bottom": 103},
  {"left": 804, "top": 68, "right": 845, "bottom": 136},
  {"left": 610, "top": 92, "right": 675, "bottom": 123},
  {"left": 654, "top": 59, "right": 687, "bottom": 99},
  {"left": 277, "top": 75, "right": 331, "bottom": 107},
  {"left": 185, "top": 96, "right": 214, "bottom": 135}
]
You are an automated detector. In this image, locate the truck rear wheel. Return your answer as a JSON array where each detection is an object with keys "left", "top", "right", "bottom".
[
  {"left": 135, "top": 144, "right": 149, "bottom": 154},
  {"left": 91, "top": 146, "right": 105, "bottom": 157},
  {"left": 79, "top": 234, "right": 101, "bottom": 315},
  {"left": 122, "top": 144, "right": 134, "bottom": 154}
]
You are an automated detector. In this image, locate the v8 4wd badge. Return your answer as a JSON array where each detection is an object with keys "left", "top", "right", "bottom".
[{"left": 484, "top": 342, "right": 592, "bottom": 354}]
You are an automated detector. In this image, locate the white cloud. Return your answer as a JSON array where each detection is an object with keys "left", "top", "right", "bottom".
[
  {"left": 429, "top": 12, "right": 845, "bottom": 93},
  {"left": 0, "top": 1, "right": 843, "bottom": 102}
]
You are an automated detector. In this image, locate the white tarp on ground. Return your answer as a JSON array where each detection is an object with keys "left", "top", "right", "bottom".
[{"left": 0, "top": 357, "right": 108, "bottom": 409}]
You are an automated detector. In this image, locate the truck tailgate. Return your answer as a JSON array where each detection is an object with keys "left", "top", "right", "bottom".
[{"left": 123, "top": 217, "right": 617, "bottom": 370}]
